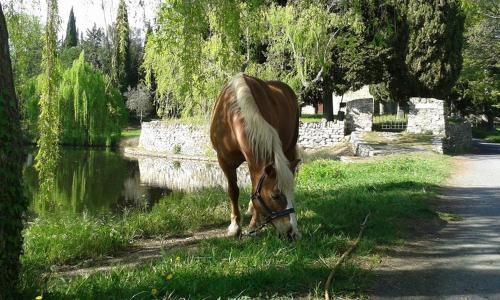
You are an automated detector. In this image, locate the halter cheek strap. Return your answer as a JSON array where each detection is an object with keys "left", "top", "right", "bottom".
[{"left": 250, "top": 173, "right": 295, "bottom": 226}]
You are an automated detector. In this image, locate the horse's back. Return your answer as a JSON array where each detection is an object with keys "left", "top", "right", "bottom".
[{"left": 210, "top": 74, "right": 299, "bottom": 163}]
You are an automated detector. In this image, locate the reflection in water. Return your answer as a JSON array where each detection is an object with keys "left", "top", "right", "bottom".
[
  {"left": 136, "top": 157, "right": 250, "bottom": 192},
  {"left": 24, "top": 148, "right": 250, "bottom": 217},
  {"left": 24, "top": 148, "right": 169, "bottom": 217}
]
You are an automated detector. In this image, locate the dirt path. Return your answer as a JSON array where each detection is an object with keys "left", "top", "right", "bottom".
[{"left": 371, "top": 140, "right": 500, "bottom": 299}]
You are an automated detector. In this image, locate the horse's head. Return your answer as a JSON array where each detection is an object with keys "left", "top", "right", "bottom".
[{"left": 252, "top": 159, "right": 301, "bottom": 240}]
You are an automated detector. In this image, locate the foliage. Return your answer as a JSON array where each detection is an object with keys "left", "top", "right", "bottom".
[
  {"left": 4, "top": 9, "right": 43, "bottom": 90},
  {"left": 59, "top": 52, "right": 126, "bottom": 146},
  {"left": 111, "top": 0, "right": 131, "bottom": 92},
  {"left": 36, "top": 0, "right": 60, "bottom": 203},
  {"left": 63, "top": 7, "right": 78, "bottom": 48},
  {"left": 144, "top": 0, "right": 465, "bottom": 119},
  {"left": 403, "top": 0, "right": 465, "bottom": 98},
  {"left": 144, "top": 0, "right": 258, "bottom": 117},
  {"left": 0, "top": 3, "right": 27, "bottom": 298},
  {"left": 81, "top": 24, "right": 112, "bottom": 73},
  {"left": 125, "top": 83, "right": 153, "bottom": 123},
  {"left": 21, "top": 154, "right": 450, "bottom": 298},
  {"left": 451, "top": 0, "right": 499, "bottom": 128},
  {"left": 59, "top": 45, "right": 83, "bottom": 69}
]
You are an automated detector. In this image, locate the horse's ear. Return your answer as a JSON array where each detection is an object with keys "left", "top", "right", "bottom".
[
  {"left": 264, "top": 163, "right": 276, "bottom": 178},
  {"left": 289, "top": 159, "right": 301, "bottom": 172}
]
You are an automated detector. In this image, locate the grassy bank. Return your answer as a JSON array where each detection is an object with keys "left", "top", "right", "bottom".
[
  {"left": 472, "top": 127, "right": 500, "bottom": 143},
  {"left": 22, "top": 153, "right": 450, "bottom": 299}
]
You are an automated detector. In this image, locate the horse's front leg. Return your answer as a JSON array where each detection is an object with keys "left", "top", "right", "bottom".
[{"left": 219, "top": 159, "right": 241, "bottom": 238}]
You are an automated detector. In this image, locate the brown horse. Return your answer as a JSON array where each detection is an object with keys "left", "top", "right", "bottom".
[{"left": 210, "top": 73, "right": 301, "bottom": 240}]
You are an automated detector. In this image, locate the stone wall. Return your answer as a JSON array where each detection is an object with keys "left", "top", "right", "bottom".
[
  {"left": 139, "top": 119, "right": 347, "bottom": 157},
  {"left": 298, "top": 120, "right": 345, "bottom": 149},
  {"left": 407, "top": 98, "right": 446, "bottom": 135},
  {"left": 349, "top": 131, "right": 376, "bottom": 157},
  {"left": 139, "top": 121, "right": 213, "bottom": 157},
  {"left": 345, "top": 98, "right": 373, "bottom": 133},
  {"left": 443, "top": 121, "right": 472, "bottom": 153}
]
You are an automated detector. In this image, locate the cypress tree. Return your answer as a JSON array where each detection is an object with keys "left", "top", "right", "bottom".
[
  {"left": 63, "top": 7, "right": 77, "bottom": 48},
  {"left": 111, "top": 0, "right": 131, "bottom": 92},
  {"left": 384, "top": 0, "right": 465, "bottom": 99},
  {"left": 0, "top": 3, "right": 27, "bottom": 298}
]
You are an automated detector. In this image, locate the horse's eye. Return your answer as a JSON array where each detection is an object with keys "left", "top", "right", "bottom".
[{"left": 271, "top": 194, "right": 280, "bottom": 200}]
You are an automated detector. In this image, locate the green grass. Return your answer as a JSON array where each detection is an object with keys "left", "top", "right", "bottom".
[
  {"left": 472, "top": 127, "right": 500, "bottom": 143},
  {"left": 362, "top": 132, "right": 433, "bottom": 147},
  {"left": 161, "top": 116, "right": 210, "bottom": 126},
  {"left": 300, "top": 114, "right": 323, "bottom": 123},
  {"left": 22, "top": 189, "right": 231, "bottom": 270},
  {"left": 121, "top": 128, "right": 141, "bottom": 138},
  {"left": 372, "top": 114, "right": 408, "bottom": 125},
  {"left": 21, "top": 154, "right": 450, "bottom": 299}
]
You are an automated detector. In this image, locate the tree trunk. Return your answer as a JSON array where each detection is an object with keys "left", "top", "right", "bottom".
[
  {"left": 322, "top": 79, "right": 334, "bottom": 121},
  {"left": 396, "top": 101, "right": 404, "bottom": 119},
  {"left": 379, "top": 101, "right": 385, "bottom": 115},
  {"left": 0, "top": 3, "right": 27, "bottom": 299},
  {"left": 485, "top": 109, "right": 495, "bottom": 131}
]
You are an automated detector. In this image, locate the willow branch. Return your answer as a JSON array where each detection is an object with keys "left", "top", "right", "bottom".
[{"left": 324, "top": 212, "right": 371, "bottom": 300}]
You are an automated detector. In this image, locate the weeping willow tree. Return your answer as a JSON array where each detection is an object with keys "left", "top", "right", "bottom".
[
  {"left": 261, "top": 1, "right": 344, "bottom": 120},
  {"left": 59, "top": 52, "right": 126, "bottom": 146},
  {"left": 143, "top": 0, "right": 263, "bottom": 117},
  {"left": 36, "top": 0, "right": 60, "bottom": 202}
]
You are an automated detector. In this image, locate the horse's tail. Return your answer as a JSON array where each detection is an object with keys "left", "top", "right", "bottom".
[{"left": 229, "top": 73, "right": 294, "bottom": 194}]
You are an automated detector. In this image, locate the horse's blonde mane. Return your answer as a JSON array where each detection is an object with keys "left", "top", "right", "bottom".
[{"left": 229, "top": 73, "right": 294, "bottom": 195}]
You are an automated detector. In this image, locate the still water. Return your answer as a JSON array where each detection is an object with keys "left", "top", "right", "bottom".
[{"left": 24, "top": 148, "right": 250, "bottom": 217}]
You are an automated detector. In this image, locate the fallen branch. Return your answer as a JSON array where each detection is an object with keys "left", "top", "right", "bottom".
[{"left": 324, "top": 212, "right": 371, "bottom": 300}]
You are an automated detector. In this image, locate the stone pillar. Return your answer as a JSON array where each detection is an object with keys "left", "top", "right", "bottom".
[
  {"left": 345, "top": 98, "right": 373, "bottom": 133},
  {"left": 406, "top": 98, "right": 446, "bottom": 136}
]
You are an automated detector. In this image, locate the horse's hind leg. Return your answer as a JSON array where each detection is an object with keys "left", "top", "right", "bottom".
[{"left": 218, "top": 157, "right": 241, "bottom": 237}]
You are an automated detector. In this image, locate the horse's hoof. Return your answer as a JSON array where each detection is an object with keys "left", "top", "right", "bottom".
[{"left": 227, "top": 223, "right": 241, "bottom": 238}]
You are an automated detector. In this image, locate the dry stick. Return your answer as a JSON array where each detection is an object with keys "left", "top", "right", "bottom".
[{"left": 324, "top": 212, "right": 371, "bottom": 300}]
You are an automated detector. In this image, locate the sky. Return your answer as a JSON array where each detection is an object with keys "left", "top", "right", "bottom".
[{"left": 1, "top": 0, "right": 161, "bottom": 39}]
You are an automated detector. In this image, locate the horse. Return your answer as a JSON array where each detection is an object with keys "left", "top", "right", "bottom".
[{"left": 210, "top": 73, "right": 301, "bottom": 240}]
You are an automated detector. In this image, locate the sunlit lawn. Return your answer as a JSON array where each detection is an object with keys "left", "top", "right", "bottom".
[
  {"left": 22, "top": 153, "right": 450, "bottom": 299},
  {"left": 121, "top": 128, "right": 142, "bottom": 139}
]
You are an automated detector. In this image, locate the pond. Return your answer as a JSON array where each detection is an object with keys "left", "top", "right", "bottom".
[{"left": 24, "top": 148, "right": 250, "bottom": 217}]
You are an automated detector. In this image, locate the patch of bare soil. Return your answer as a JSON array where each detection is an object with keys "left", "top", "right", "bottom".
[
  {"left": 301, "top": 143, "right": 354, "bottom": 162},
  {"left": 53, "top": 228, "right": 227, "bottom": 277}
]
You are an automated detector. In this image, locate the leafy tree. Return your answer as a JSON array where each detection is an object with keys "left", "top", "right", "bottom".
[
  {"left": 111, "top": 0, "right": 131, "bottom": 92},
  {"left": 36, "top": 0, "right": 60, "bottom": 202},
  {"left": 63, "top": 7, "right": 78, "bottom": 48},
  {"left": 4, "top": 10, "right": 43, "bottom": 89},
  {"left": 125, "top": 83, "right": 153, "bottom": 123},
  {"left": 24, "top": 52, "right": 127, "bottom": 146},
  {"left": 263, "top": 1, "right": 341, "bottom": 120},
  {"left": 451, "top": 0, "right": 499, "bottom": 128},
  {"left": 59, "top": 52, "right": 126, "bottom": 146},
  {"left": 0, "top": 3, "right": 27, "bottom": 298},
  {"left": 81, "top": 24, "right": 112, "bottom": 73}
]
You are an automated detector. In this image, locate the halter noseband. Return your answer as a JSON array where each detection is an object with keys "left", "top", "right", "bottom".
[{"left": 250, "top": 173, "right": 295, "bottom": 229}]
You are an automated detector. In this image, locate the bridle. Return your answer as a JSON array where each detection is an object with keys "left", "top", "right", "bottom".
[{"left": 249, "top": 173, "right": 295, "bottom": 233}]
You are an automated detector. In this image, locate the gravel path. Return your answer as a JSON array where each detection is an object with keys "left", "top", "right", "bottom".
[{"left": 371, "top": 140, "right": 500, "bottom": 299}]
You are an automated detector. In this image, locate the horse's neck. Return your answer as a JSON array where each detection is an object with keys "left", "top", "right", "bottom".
[{"left": 249, "top": 161, "right": 268, "bottom": 190}]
